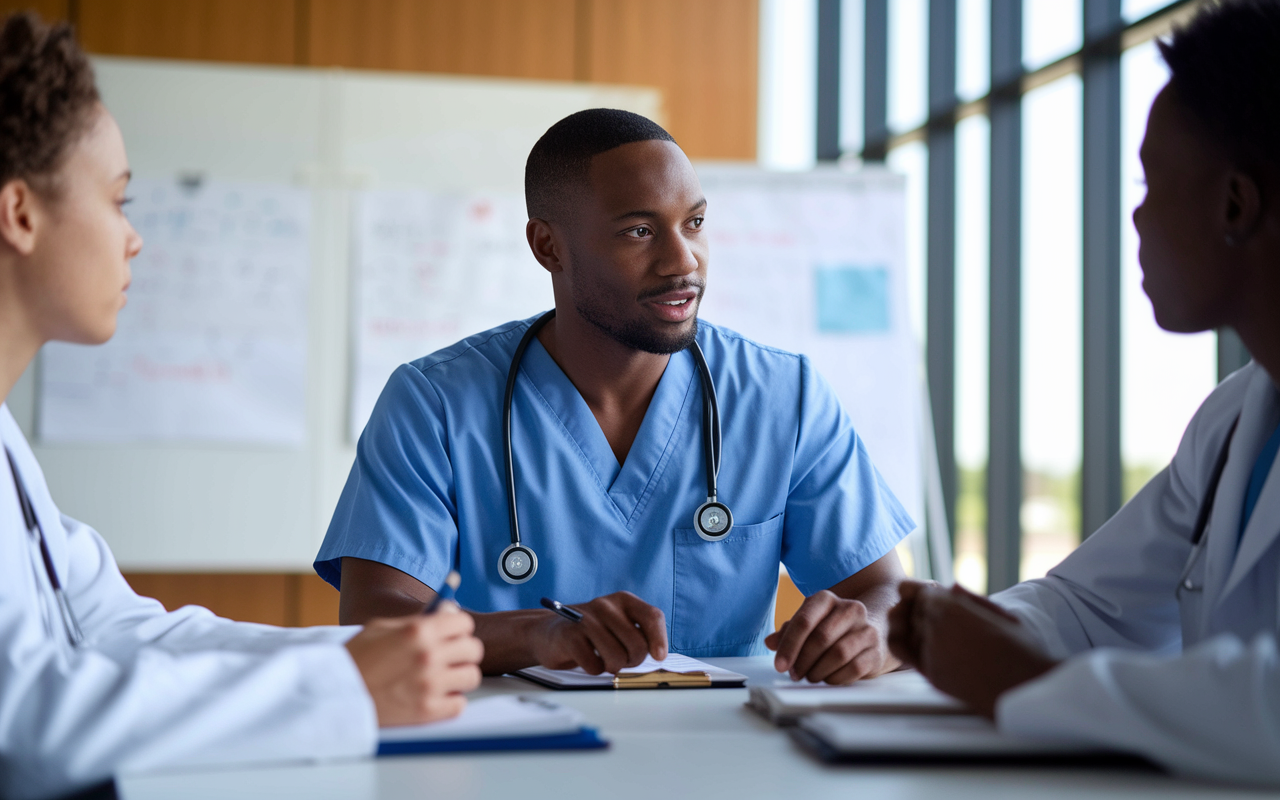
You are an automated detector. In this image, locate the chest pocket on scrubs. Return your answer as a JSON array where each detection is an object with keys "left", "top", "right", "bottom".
[{"left": 670, "top": 513, "right": 784, "bottom": 656}]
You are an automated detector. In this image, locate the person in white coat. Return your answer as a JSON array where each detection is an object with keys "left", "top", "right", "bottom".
[
  {"left": 0, "top": 14, "right": 483, "bottom": 800},
  {"left": 887, "top": 0, "right": 1280, "bottom": 785}
]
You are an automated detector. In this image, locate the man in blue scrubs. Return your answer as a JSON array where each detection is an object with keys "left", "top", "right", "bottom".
[{"left": 317, "top": 109, "right": 915, "bottom": 684}]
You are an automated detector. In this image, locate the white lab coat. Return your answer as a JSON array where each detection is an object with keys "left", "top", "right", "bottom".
[
  {"left": 994, "top": 361, "right": 1280, "bottom": 784},
  {"left": 0, "top": 406, "right": 378, "bottom": 800}
]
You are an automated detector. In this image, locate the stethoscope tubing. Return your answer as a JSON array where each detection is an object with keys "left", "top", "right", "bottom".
[
  {"left": 6, "top": 447, "right": 84, "bottom": 648},
  {"left": 501, "top": 310, "right": 724, "bottom": 551}
]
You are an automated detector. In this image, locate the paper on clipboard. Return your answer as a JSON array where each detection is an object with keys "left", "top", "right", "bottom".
[{"left": 515, "top": 653, "right": 747, "bottom": 690}]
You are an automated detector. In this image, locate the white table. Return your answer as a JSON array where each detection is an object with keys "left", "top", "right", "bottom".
[{"left": 118, "top": 657, "right": 1271, "bottom": 800}]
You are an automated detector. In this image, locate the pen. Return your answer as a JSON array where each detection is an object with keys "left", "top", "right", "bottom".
[
  {"left": 541, "top": 596, "right": 584, "bottom": 623},
  {"left": 424, "top": 571, "right": 461, "bottom": 614}
]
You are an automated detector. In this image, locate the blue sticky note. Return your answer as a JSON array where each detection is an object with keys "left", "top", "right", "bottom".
[{"left": 815, "top": 266, "right": 891, "bottom": 333}]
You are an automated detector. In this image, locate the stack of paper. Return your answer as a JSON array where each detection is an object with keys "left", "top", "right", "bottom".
[
  {"left": 515, "top": 653, "right": 747, "bottom": 690},
  {"left": 377, "top": 695, "right": 607, "bottom": 755},
  {"left": 747, "top": 670, "right": 967, "bottom": 725},
  {"left": 792, "top": 713, "right": 1148, "bottom": 766}
]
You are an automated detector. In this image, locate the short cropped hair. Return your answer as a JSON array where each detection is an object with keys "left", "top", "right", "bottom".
[
  {"left": 524, "top": 108, "right": 675, "bottom": 220},
  {"left": 0, "top": 12, "right": 99, "bottom": 195},
  {"left": 1159, "top": 0, "right": 1280, "bottom": 183}
]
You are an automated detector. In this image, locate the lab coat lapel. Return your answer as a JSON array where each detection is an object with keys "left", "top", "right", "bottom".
[
  {"left": 1219, "top": 379, "right": 1280, "bottom": 603},
  {"left": 1200, "top": 371, "right": 1272, "bottom": 611},
  {"left": 0, "top": 411, "right": 69, "bottom": 580}
]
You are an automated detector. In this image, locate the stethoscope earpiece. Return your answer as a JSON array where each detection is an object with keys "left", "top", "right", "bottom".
[{"left": 497, "top": 543, "right": 538, "bottom": 584}]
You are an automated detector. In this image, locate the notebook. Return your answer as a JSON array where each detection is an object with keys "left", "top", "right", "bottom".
[
  {"left": 747, "top": 669, "right": 968, "bottom": 725},
  {"left": 792, "top": 713, "right": 1151, "bottom": 767},
  {"left": 514, "top": 653, "right": 748, "bottom": 690},
  {"left": 377, "top": 695, "right": 608, "bottom": 755}
]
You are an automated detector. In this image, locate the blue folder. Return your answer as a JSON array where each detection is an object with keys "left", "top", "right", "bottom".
[{"left": 377, "top": 726, "right": 609, "bottom": 757}]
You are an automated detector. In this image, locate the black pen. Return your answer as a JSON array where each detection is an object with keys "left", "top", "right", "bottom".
[
  {"left": 541, "top": 596, "right": 584, "bottom": 623},
  {"left": 425, "top": 571, "right": 461, "bottom": 614}
]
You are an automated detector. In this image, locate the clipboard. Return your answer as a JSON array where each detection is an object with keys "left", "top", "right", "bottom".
[
  {"left": 376, "top": 695, "right": 609, "bottom": 756},
  {"left": 614, "top": 668, "right": 713, "bottom": 689},
  {"left": 514, "top": 654, "right": 747, "bottom": 690}
]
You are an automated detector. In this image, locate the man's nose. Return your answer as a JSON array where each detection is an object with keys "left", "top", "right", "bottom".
[{"left": 657, "top": 228, "right": 700, "bottom": 276}]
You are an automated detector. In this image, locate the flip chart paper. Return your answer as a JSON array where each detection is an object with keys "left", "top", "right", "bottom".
[
  {"left": 350, "top": 189, "right": 553, "bottom": 439},
  {"left": 39, "top": 179, "right": 310, "bottom": 445},
  {"left": 696, "top": 168, "right": 922, "bottom": 527}
]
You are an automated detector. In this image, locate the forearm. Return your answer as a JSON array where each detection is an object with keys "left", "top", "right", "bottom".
[{"left": 470, "top": 609, "right": 557, "bottom": 675}]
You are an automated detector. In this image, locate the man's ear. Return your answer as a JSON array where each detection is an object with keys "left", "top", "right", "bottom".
[
  {"left": 526, "top": 217, "right": 566, "bottom": 275},
  {"left": 1223, "top": 168, "right": 1263, "bottom": 245},
  {"left": 0, "top": 179, "right": 39, "bottom": 256}
]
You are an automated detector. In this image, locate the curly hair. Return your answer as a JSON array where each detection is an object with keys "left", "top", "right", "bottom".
[
  {"left": 1159, "top": 0, "right": 1280, "bottom": 186},
  {"left": 0, "top": 11, "right": 99, "bottom": 195}
]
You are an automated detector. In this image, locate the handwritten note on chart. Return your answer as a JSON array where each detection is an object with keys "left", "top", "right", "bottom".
[
  {"left": 351, "top": 190, "right": 553, "bottom": 438},
  {"left": 39, "top": 179, "right": 311, "bottom": 445},
  {"left": 695, "top": 169, "right": 922, "bottom": 524}
]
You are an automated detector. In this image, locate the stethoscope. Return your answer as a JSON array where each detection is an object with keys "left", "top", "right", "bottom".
[
  {"left": 6, "top": 447, "right": 84, "bottom": 648},
  {"left": 496, "top": 309, "right": 733, "bottom": 584},
  {"left": 1176, "top": 415, "right": 1240, "bottom": 600}
]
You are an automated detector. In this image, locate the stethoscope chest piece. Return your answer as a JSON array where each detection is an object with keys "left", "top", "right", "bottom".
[
  {"left": 694, "top": 500, "right": 733, "bottom": 542},
  {"left": 498, "top": 543, "right": 538, "bottom": 584}
]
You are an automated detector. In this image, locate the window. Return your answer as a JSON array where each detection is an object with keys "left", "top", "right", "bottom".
[
  {"left": 954, "top": 113, "right": 991, "bottom": 591},
  {"left": 1120, "top": 40, "right": 1217, "bottom": 500}
]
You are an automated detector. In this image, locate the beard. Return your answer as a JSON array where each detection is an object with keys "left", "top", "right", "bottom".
[{"left": 572, "top": 279, "right": 702, "bottom": 355}]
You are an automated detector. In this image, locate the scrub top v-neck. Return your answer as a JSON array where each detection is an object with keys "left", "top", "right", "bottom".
[{"left": 316, "top": 315, "right": 913, "bottom": 657}]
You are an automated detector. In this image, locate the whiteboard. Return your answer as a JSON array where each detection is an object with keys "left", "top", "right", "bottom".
[
  {"left": 40, "top": 178, "right": 312, "bottom": 445},
  {"left": 350, "top": 189, "right": 552, "bottom": 438},
  {"left": 7, "top": 57, "right": 660, "bottom": 570},
  {"left": 696, "top": 166, "right": 924, "bottom": 535}
]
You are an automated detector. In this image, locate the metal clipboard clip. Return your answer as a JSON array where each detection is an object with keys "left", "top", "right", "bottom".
[{"left": 613, "top": 669, "right": 712, "bottom": 689}]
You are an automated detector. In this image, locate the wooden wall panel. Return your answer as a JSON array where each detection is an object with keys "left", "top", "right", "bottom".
[
  {"left": 305, "top": 0, "right": 577, "bottom": 80},
  {"left": 294, "top": 573, "right": 341, "bottom": 626},
  {"left": 76, "top": 0, "right": 298, "bottom": 65},
  {"left": 0, "top": 1, "right": 68, "bottom": 23},
  {"left": 122, "top": 573, "right": 340, "bottom": 627},
  {"left": 582, "top": 0, "right": 757, "bottom": 160},
  {"left": 124, "top": 572, "right": 292, "bottom": 626}
]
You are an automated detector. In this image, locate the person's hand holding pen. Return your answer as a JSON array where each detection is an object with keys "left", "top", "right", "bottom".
[
  {"left": 530, "top": 592, "right": 668, "bottom": 676},
  {"left": 344, "top": 571, "right": 484, "bottom": 727}
]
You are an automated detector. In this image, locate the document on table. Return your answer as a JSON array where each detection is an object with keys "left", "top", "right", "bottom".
[
  {"left": 377, "top": 695, "right": 607, "bottom": 755},
  {"left": 747, "top": 669, "right": 968, "bottom": 724},
  {"left": 792, "top": 713, "right": 1148, "bottom": 766},
  {"left": 515, "top": 653, "right": 748, "bottom": 690}
]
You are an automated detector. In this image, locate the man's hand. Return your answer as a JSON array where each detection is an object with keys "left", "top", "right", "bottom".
[
  {"left": 345, "top": 604, "right": 484, "bottom": 727},
  {"left": 765, "top": 551, "right": 905, "bottom": 684},
  {"left": 530, "top": 591, "right": 668, "bottom": 675},
  {"left": 765, "top": 590, "right": 892, "bottom": 684},
  {"left": 887, "top": 580, "right": 1058, "bottom": 718}
]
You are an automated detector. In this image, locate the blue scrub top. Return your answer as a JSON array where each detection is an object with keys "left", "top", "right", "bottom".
[{"left": 316, "top": 315, "right": 914, "bottom": 656}]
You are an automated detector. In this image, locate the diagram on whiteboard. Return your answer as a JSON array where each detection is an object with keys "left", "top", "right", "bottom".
[
  {"left": 695, "top": 167, "right": 922, "bottom": 527},
  {"left": 350, "top": 190, "right": 554, "bottom": 439},
  {"left": 39, "top": 178, "right": 311, "bottom": 445}
]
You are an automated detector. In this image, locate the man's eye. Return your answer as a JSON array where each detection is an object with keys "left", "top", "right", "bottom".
[
  {"left": 690, "top": 217, "right": 704, "bottom": 229},
  {"left": 628, "top": 226, "right": 653, "bottom": 238}
]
